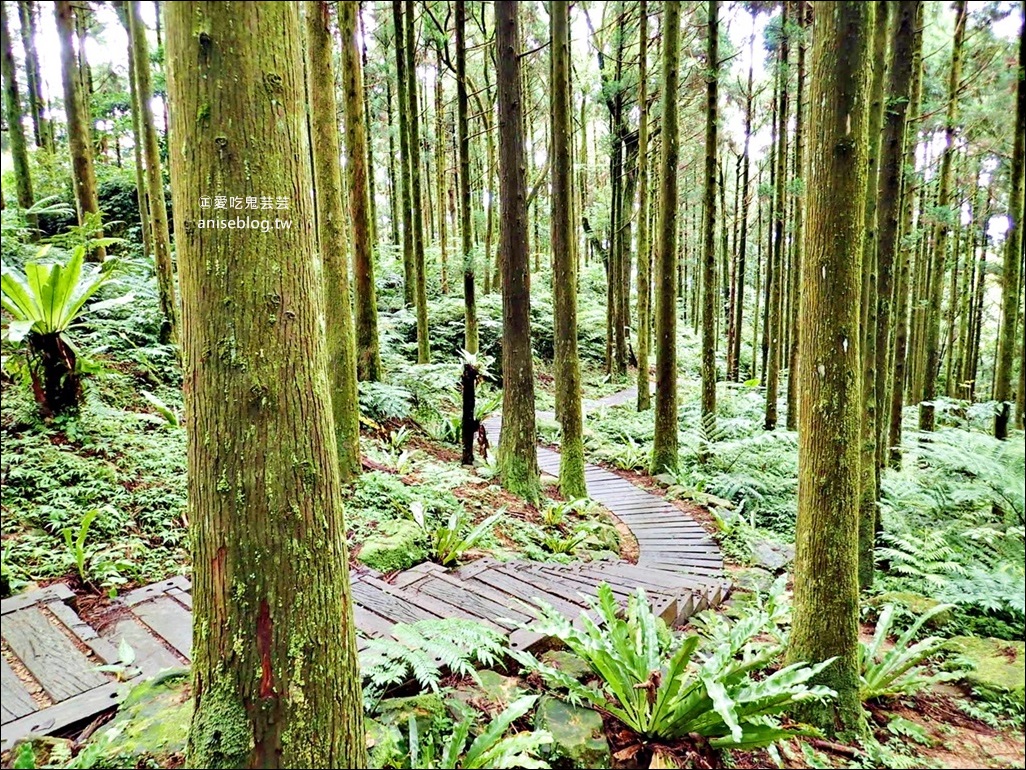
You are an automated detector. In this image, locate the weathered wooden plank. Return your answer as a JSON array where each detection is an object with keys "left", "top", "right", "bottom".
[
  {"left": 352, "top": 605, "right": 398, "bottom": 640},
  {"left": 351, "top": 581, "right": 441, "bottom": 626},
  {"left": 102, "top": 617, "right": 185, "bottom": 676},
  {"left": 45, "top": 601, "right": 119, "bottom": 666},
  {"left": 414, "top": 578, "right": 526, "bottom": 630},
  {"left": 1, "top": 585, "right": 74, "bottom": 616},
  {"left": 0, "top": 682, "right": 122, "bottom": 752},
  {"left": 2, "top": 608, "right": 108, "bottom": 702},
  {"left": 362, "top": 577, "right": 506, "bottom": 633},
  {"left": 1, "top": 658, "right": 37, "bottom": 723},
  {"left": 473, "top": 568, "right": 586, "bottom": 618},
  {"left": 132, "top": 596, "right": 193, "bottom": 661},
  {"left": 425, "top": 572, "right": 538, "bottom": 623}
]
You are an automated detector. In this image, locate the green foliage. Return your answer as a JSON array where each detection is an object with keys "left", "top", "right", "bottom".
[
  {"left": 62, "top": 507, "right": 102, "bottom": 583},
  {"left": 859, "top": 604, "right": 960, "bottom": 702},
  {"left": 406, "top": 695, "right": 552, "bottom": 769},
  {"left": 513, "top": 584, "right": 834, "bottom": 747},
  {"left": 359, "top": 619, "right": 507, "bottom": 704},
  {"left": 409, "top": 502, "right": 501, "bottom": 567}
]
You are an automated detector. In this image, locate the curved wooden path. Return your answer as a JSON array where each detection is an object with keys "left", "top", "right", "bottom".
[{"left": 1, "top": 388, "right": 728, "bottom": 749}]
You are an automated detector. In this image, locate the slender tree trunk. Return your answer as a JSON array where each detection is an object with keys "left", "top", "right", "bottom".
[
  {"left": 761, "top": 58, "right": 779, "bottom": 388},
  {"left": 730, "top": 42, "right": 755, "bottom": 383},
  {"left": 753, "top": 175, "right": 763, "bottom": 380},
  {"left": 786, "top": 1, "right": 809, "bottom": 429},
  {"left": 166, "top": 3, "right": 366, "bottom": 765},
  {"left": 393, "top": 2, "right": 416, "bottom": 307},
  {"left": 994, "top": 4, "right": 1025, "bottom": 439},
  {"left": 651, "top": 0, "right": 681, "bottom": 476},
  {"left": 551, "top": 0, "right": 586, "bottom": 499},
  {"left": 636, "top": 0, "right": 652, "bottom": 411},
  {"left": 435, "top": 45, "right": 449, "bottom": 294},
  {"left": 1, "top": 3, "right": 36, "bottom": 232},
  {"left": 920, "top": 0, "right": 966, "bottom": 432},
  {"left": 787, "top": 1, "right": 873, "bottom": 738},
  {"left": 360, "top": 10, "right": 379, "bottom": 249},
  {"left": 857, "top": 0, "right": 889, "bottom": 590},
  {"left": 340, "top": 2, "right": 382, "bottom": 383},
  {"left": 307, "top": 0, "right": 361, "bottom": 482},
  {"left": 386, "top": 78, "right": 400, "bottom": 246},
  {"left": 700, "top": 0, "right": 719, "bottom": 457},
  {"left": 404, "top": 0, "right": 430, "bottom": 363},
  {"left": 495, "top": 0, "right": 539, "bottom": 503},
  {"left": 17, "top": 1, "right": 50, "bottom": 152},
  {"left": 55, "top": 0, "right": 105, "bottom": 261},
  {"left": 128, "top": 1, "right": 177, "bottom": 345},
  {"left": 118, "top": 0, "right": 152, "bottom": 266}
]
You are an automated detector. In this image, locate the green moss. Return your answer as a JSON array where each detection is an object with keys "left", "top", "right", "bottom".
[
  {"left": 375, "top": 692, "right": 451, "bottom": 737},
  {"left": 498, "top": 452, "right": 541, "bottom": 505},
  {"left": 943, "top": 636, "right": 1025, "bottom": 704},
  {"left": 187, "top": 678, "right": 254, "bottom": 769},
  {"left": 356, "top": 520, "right": 427, "bottom": 573},
  {"left": 534, "top": 695, "right": 611, "bottom": 769}
]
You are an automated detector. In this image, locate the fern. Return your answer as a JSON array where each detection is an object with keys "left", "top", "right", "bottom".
[{"left": 359, "top": 618, "right": 507, "bottom": 705}]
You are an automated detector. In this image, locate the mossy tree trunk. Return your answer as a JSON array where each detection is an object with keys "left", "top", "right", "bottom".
[
  {"left": 857, "top": 0, "right": 890, "bottom": 591},
  {"left": 636, "top": 0, "right": 652, "bottom": 411},
  {"left": 786, "top": 0, "right": 873, "bottom": 739},
  {"left": 651, "top": 0, "right": 681, "bottom": 476},
  {"left": 994, "top": 5, "right": 1025, "bottom": 440},
  {"left": 128, "top": 1, "right": 178, "bottom": 346},
  {"left": 1, "top": 2, "right": 36, "bottom": 234},
  {"left": 392, "top": 1, "right": 416, "bottom": 308},
  {"left": 700, "top": 0, "right": 719, "bottom": 458},
  {"left": 550, "top": 0, "right": 586, "bottom": 500},
  {"left": 55, "top": 0, "right": 105, "bottom": 261},
  {"left": 165, "top": 3, "right": 366, "bottom": 766},
  {"left": 920, "top": 0, "right": 966, "bottom": 432},
  {"left": 306, "top": 0, "right": 361, "bottom": 483},
  {"left": 495, "top": 0, "right": 539, "bottom": 503},
  {"left": 340, "top": 1, "right": 382, "bottom": 383}
]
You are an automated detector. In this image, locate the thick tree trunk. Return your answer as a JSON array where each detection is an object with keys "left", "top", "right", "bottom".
[
  {"left": 1, "top": 3, "right": 36, "bottom": 233},
  {"left": 920, "top": 1, "right": 966, "bottom": 432},
  {"left": 787, "top": 0, "right": 872, "bottom": 739},
  {"left": 306, "top": 0, "right": 361, "bottom": 482},
  {"left": 700, "top": 0, "right": 719, "bottom": 457},
  {"left": 495, "top": 1, "right": 539, "bottom": 503},
  {"left": 651, "top": 0, "right": 681, "bottom": 476},
  {"left": 551, "top": 0, "right": 586, "bottom": 500},
  {"left": 340, "top": 2, "right": 382, "bottom": 383},
  {"left": 55, "top": 0, "right": 105, "bottom": 261},
  {"left": 636, "top": 0, "right": 652, "bottom": 411},
  {"left": 994, "top": 5, "right": 1025, "bottom": 440},
  {"left": 128, "top": 1, "right": 178, "bottom": 346},
  {"left": 165, "top": 3, "right": 366, "bottom": 765}
]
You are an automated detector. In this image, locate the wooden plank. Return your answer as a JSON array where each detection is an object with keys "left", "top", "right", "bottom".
[
  {"left": 426, "top": 571, "right": 538, "bottom": 624},
  {"left": 642, "top": 561, "right": 724, "bottom": 577},
  {"left": 1, "top": 658, "right": 37, "bottom": 723},
  {"left": 132, "top": 596, "right": 193, "bottom": 661},
  {"left": 361, "top": 577, "right": 507, "bottom": 633},
  {"left": 472, "top": 568, "right": 586, "bottom": 618},
  {"left": 414, "top": 578, "right": 526, "bottom": 631},
  {"left": 1, "top": 585, "right": 74, "bottom": 615},
  {"left": 2, "top": 607, "right": 108, "bottom": 702},
  {"left": 102, "top": 617, "right": 185, "bottom": 676},
  {"left": 351, "top": 581, "right": 442, "bottom": 626},
  {"left": 0, "top": 682, "right": 122, "bottom": 752},
  {"left": 45, "top": 601, "right": 119, "bottom": 666},
  {"left": 352, "top": 605, "right": 398, "bottom": 639}
]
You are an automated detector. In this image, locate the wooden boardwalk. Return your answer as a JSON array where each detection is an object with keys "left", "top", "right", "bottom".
[{"left": 2, "top": 396, "right": 727, "bottom": 749}]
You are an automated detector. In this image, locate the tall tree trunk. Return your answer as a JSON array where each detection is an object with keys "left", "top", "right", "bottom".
[
  {"left": 165, "top": 3, "right": 366, "bottom": 765},
  {"left": 888, "top": 4, "right": 925, "bottom": 464},
  {"left": 636, "top": 0, "right": 652, "bottom": 411},
  {"left": 651, "top": 0, "right": 681, "bottom": 476},
  {"left": 700, "top": 0, "right": 719, "bottom": 458},
  {"left": 17, "top": 1, "right": 50, "bottom": 152},
  {"left": 919, "top": 0, "right": 966, "bottom": 432},
  {"left": 360, "top": 9, "right": 379, "bottom": 249},
  {"left": 404, "top": 0, "right": 430, "bottom": 363},
  {"left": 436, "top": 45, "right": 449, "bottom": 294},
  {"left": 730, "top": 39, "right": 755, "bottom": 384},
  {"left": 551, "top": 0, "right": 586, "bottom": 500},
  {"left": 128, "top": 0, "right": 178, "bottom": 345},
  {"left": 765, "top": 5, "right": 789, "bottom": 431},
  {"left": 117, "top": 0, "right": 153, "bottom": 267},
  {"left": 55, "top": 0, "right": 105, "bottom": 261},
  {"left": 392, "top": 2, "right": 416, "bottom": 307},
  {"left": 787, "top": 1, "right": 873, "bottom": 738},
  {"left": 785, "top": 1, "right": 809, "bottom": 428},
  {"left": 857, "top": 0, "right": 889, "bottom": 591},
  {"left": 341, "top": 2, "right": 382, "bottom": 383},
  {"left": 1, "top": 3, "right": 36, "bottom": 233},
  {"left": 495, "top": 0, "right": 539, "bottom": 503},
  {"left": 386, "top": 78, "right": 400, "bottom": 246},
  {"left": 994, "top": 4, "right": 1025, "bottom": 440},
  {"left": 761, "top": 74, "right": 778, "bottom": 385},
  {"left": 307, "top": 0, "right": 361, "bottom": 481}
]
